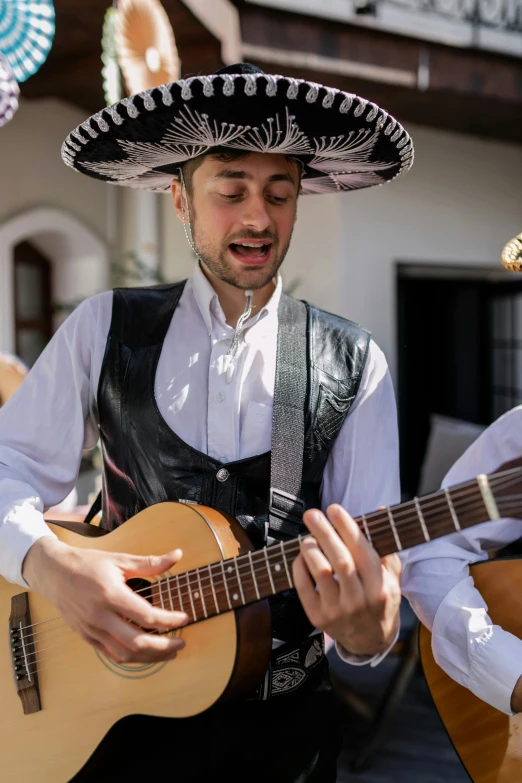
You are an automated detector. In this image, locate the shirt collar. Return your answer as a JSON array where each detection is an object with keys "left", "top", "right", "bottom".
[{"left": 188, "top": 262, "right": 283, "bottom": 335}]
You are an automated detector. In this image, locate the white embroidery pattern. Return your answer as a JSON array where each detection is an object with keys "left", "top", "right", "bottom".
[
  {"left": 61, "top": 73, "right": 413, "bottom": 192},
  {"left": 271, "top": 667, "right": 308, "bottom": 695},
  {"left": 276, "top": 649, "right": 300, "bottom": 666},
  {"left": 304, "top": 638, "right": 324, "bottom": 669}
]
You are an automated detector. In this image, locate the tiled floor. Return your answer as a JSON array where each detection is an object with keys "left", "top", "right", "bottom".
[{"left": 330, "top": 650, "right": 471, "bottom": 782}]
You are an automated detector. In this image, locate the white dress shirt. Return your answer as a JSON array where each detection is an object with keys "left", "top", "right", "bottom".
[
  {"left": 0, "top": 263, "right": 400, "bottom": 665},
  {"left": 401, "top": 405, "right": 522, "bottom": 715}
]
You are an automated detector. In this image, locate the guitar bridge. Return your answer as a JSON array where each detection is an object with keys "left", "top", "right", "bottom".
[{"left": 9, "top": 593, "right": 41, "bottom": 714}]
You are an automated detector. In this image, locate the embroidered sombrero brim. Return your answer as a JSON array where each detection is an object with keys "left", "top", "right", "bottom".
[{"left": 61, "top": 64, "right": 414, "bottom": 195}]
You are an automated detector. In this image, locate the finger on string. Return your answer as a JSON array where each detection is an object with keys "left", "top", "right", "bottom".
[
  {"left": 109, "top": 584, "right": 189, "bottom": 631},
  {"left": 324, "top": 505, "right": 382, "bottom": 592},
  {"left": 102, "top": 613, "right": 185, "bottom": 657},
  {"left": 292, "top": 554, "right": 322, "bottom": 621},
  {"left": 95, "top": 619, "right": 184, "bottom": 662},
  {"left": 298, "top": 525, "right": 340, "bottom": 604}
]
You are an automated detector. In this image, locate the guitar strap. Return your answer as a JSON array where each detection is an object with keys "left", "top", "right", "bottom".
[{"left": 267, "top": 294, "right": 308, "bottom": 541}]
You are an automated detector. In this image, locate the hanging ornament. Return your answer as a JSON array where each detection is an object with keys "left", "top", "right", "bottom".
[
  {"left": 115, "top": 0, "right": 180, "bottom": 95},
  {"left": 101, "top": 6, "right": 122, "bottom": 105},
  {"left": 0, "top": 53, "right": 19, "bottom": 128},
  {"left": 501, "top": 233, "right": 522, "bottom": 273},
  {"left": 0, "top": 0, "right": 55, "bottom": 83}
]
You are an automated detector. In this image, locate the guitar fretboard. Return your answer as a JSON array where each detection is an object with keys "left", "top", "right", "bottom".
[{"left": 151, "top": 468, "right": 520, "bottom": 626}]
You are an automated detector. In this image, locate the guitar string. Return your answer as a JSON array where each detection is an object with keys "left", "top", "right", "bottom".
[
  {"left": 14, "top": 478, "right": 522, "bottom": 645},
  {"left": 15, "top": 468, "right": 522, "bottom": 644},
  {"left": 18, "top": 489, "right": 507, "bottom": 645},
  {"left": 15, "top": 493, "right": 520, "bottom": 675},
  {"left": 22, "top": 466, "right": 520, "bottom": 641}
]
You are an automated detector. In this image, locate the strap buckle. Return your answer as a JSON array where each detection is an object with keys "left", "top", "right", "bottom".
[{"left": 269, "top": 487, "right": 305, "bottom": 527}]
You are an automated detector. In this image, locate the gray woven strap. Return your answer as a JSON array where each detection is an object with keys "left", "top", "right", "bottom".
[{"left": 268, "top": 295, "right": 308, "bottom": 540}]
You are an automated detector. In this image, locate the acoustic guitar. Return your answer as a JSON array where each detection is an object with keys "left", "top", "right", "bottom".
[
  {"left": 1, "top": 461, "right": 521, "bottom": 782},
  {"left": 420, "top": 560, "right": 522, "bottom": 783}
]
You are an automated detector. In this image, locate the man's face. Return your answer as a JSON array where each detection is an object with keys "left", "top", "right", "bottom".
[{"left": 174, "top": 152, "right": 300, "bottom": 290}]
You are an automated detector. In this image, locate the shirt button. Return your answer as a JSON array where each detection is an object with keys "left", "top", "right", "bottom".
[
  {"left": 216, "top": 468, "right": 229, "bottom": 482},
  {"left": 217, "top": 392, "right": 226, "bottom": 402}
]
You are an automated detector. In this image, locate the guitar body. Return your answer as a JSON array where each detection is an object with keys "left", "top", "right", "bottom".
[
  {"left": 0, "top": 502, "right": 272, "bottom": 783},
  {"left": 420, "top": 558, "right": 522, "bottom": 783}
]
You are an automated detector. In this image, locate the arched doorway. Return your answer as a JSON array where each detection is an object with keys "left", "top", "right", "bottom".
[{"left": 0, "top": 207, "right": 109, "bottom": 357}]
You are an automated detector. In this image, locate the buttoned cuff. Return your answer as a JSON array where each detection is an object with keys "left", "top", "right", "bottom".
[
  {"left": 464, "top": 627, "right": 522, "bottom": 716},
  {"left": 334, "top": 624, "right": 400, "bottom": 667},
  {"left": 0, "top": 503, "right": 56, "bottom": 587}
]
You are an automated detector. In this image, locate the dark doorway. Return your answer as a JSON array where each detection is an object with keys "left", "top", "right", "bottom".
[
  {"left": 397, "top": 263, "right": 522, "bottom": 498},
  {"left": 13, "top": 240, "right": 53, "bottom": 367}
]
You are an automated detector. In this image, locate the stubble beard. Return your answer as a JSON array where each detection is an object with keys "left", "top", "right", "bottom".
[{"left": 191, "top": 216, "right": 293, "bottom": 291}]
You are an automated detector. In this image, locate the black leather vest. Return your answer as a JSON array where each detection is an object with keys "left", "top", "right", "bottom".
[{"left": 97, "top": 282, "right": 370, "bottom": 643}]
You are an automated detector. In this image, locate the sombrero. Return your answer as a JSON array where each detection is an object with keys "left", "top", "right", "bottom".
[{"left": 61, "top": 63, "right": 414, "bottom": 195}]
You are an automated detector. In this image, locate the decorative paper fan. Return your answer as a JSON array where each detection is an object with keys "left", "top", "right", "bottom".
[
  {"left": 0, "top": 54, "right": 19, "bottom": 128},
  {"left": 0, "top": 0, "right": 55, "bottom": 83},
  {"left": 501, "top": 233, "right": 522, "bottom": 272},
  {"left": 101, "top": 6, "right": 122, "bottom": 106},
  {"left": 115, "top": 0, "right": 180, "bottom": 95}
]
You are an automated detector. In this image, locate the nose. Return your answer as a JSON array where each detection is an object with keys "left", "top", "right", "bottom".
[{"left": 240, "top": 193, "right": 272, "bottom": 232}]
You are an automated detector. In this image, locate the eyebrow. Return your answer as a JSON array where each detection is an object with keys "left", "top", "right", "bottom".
[{"left": 213, "top": 169, "right": 297, "bottom": 186}]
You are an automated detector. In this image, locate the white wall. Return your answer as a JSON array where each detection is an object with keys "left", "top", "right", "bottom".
[
  {"left": 282, "top": 123, "right": 522, "bottom": 380},
  {"left": 0, "top": 98, "right": 108, "bottom": 239}
]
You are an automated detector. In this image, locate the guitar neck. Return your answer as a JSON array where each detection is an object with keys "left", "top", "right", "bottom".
[{"left": 158, "top": 468, "right": 520, "bottom": 626}]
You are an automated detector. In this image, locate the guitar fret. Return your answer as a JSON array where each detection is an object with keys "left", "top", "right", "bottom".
[
  {"left": 280, "top": 541, "right": 293, "bottom": 587},
  {"left": 386, "top": 507, "right": 402, "bottom": 551},
  {"left": 361, "top": 513, "right": 372, "bottom": 545},
  {"left": 208, "top": 564, "right": 220, "bottom": 614},
  {"left": 444, "top": 488, "right": 461, "bottom": 531},
  {"left": 248, "top": 551, "right": 260, "bottom": 600},
  {"left": 477, "top": 474, "right": 501, "bottom": 521},
  {"left": 175, "top": 574, "right": 184, "bottom": 613},
  {"left": 165, "top": 575, "right": 174, "bottom": 611},
  {"left": 264, "top": 549, "right": 276, "bottom": 593},
  {"left": 196, "top": 568, "right": 208, "bottom": 618},
  {"left": 414, "top": 497, "right": 430, "bottom": 542},
  {"left": 234, "top": 558, "right": 245, "bottom": 604},
  {"left": 157, "top": 580, "right": 166, "bottom": 610},
  {"left": 185, "top": 573, "right": 197, "bottom": 622},
  {"left": 220, "top": 560, "right": 232, "bottom": 609}
]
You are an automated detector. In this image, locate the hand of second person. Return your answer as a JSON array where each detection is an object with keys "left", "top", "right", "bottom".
[
  {"left": 22, "top": 537, "right": 189, "bottom": 664},
  {"left": 292, "top": 504, "right": 402, "bottom": 657}
]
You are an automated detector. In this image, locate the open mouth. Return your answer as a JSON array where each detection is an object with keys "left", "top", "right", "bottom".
[{"left": 228, "top": 241, "right": 273, "bottom": 265}]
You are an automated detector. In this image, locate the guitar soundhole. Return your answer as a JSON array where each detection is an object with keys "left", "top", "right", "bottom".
[{"left": 126, "top": 578, "right": 153, "bottom": 603}]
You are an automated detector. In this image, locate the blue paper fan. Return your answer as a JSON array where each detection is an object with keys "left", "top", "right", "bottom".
[
  {"left": 0, "top": 0, "right": 55, "bottom": 83},
  {"left": 0, "top": 53, "right": 19, "bottom": 127}
]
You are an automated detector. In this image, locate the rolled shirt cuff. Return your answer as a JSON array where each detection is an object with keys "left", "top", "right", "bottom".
[
  {"left": 0, "top": 502, "right": 56, "bottom": 587},
  {"left": 464, "top": 628, "right": 522, "bottom": 716},
  {"left": 335, "top": 624, "right": 400, "bottom": 667}
]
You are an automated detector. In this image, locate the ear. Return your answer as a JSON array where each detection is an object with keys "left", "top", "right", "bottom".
[{"left": 171, "top": 178, "right": 184, "bottom": 222}]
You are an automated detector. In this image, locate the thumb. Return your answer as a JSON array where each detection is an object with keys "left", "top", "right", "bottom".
[{"left": 120, "top": 549, "right": 183, "bottom": 578}]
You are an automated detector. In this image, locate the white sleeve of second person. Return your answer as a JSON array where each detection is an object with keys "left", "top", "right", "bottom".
[
  {"left": 0, "top": 292, "right": 112, "bottom": 587},
  {"left": 321, "top": 339, "right": 401, "bottom": 667},
  {"left": 401, "top": 405, "right": 522, "bottom": 715}
]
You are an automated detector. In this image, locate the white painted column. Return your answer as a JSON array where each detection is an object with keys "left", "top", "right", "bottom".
[
  {"left": 134, "top": 190, "right": 160, "bottom": 283},
  {"left": 118, "top": 189, "right": 161, "bottom": 285}
]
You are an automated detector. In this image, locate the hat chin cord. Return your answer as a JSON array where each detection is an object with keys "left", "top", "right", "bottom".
[{"left": 179, "top": 170, "right": 253, "bottom": 383}]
